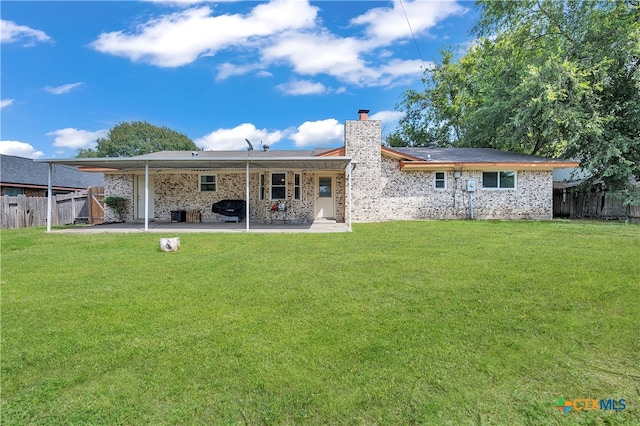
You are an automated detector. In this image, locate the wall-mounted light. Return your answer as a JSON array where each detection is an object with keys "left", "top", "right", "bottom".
[{"left": 454, "top": 170, "right": 462, "bottom": 179}]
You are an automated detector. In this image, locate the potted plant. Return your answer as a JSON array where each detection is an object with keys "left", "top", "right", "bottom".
[{"left": 103, "top": 196, "right": 128, "bottom": 222}]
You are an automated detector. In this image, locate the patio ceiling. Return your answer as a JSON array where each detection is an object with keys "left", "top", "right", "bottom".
[{"left": 37, "top": 155, "right": 352, "bottom": 172}]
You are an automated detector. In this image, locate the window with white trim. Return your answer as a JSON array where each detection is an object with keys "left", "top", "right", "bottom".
[
  {"left": 434, "top": 172, "right": 446, "bottom": 190},
  {"left": 199, "top": 174, "right": 217, "bottom": 192},
  {"left": 482, "top": 171, "right": 516, "bottom": 189},
  {"left": 260, "top": 174, "right": 265, "bottom": 200},
  {"left": 294, "top": 173, "right": 301, "bottom": 200},
  {"left": 271, "top": 172, "right": 286, "bottom": 200}
]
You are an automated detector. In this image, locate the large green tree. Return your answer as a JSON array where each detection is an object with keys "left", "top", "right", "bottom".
[
  {"left": 387, "top": 49, "right": 477, "bottom": 148},
  {"left": 77, "top": 121, "right": 198, "bottom": 157},
  {"left": 390, "top": 0, "right": 639, "bottom": 202}
]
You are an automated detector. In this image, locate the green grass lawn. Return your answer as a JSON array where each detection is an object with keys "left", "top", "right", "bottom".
[{"left": 1, "top": 221, "right": 639, "bottom": 425}]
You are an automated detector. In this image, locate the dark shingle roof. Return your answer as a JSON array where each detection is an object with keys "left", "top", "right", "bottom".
[
  {"left": 1, "top": 154, "right": 104, "bottom": 189},
  {"left": 391, "top": 147, "right": 570, "bottom": 163}
]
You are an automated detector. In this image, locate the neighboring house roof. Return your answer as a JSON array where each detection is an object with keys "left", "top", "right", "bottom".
[
  {"left": 1, "top": 154, "right": 104, "bottom": 190},
  {"left": 384, "top": 147, "right": 579, "bottom": 170},
  {"left": 37, "top": 150, "right": 352, "bottom": 172}
]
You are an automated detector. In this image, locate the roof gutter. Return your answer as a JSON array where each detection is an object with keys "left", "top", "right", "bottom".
[
  {"left": 399, "top": 160, "right": 580, "bottom": 171},
  {"left": 37, "top": 156, "right": 351, "bottom": 165}
]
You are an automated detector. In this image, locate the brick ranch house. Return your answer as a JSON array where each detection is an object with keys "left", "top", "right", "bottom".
[{"left": 40, "top": 110, "right": 578, "bottom": 229}]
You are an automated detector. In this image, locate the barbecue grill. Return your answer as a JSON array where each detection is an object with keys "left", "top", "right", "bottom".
[{"left": 212, "top": 199, "right": 246, "bottom": 222}]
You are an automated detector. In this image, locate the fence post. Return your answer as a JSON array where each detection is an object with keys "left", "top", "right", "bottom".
[
  {"left": 71, "top": 194, "right": 76, "bottom": 224},
  {"left": 88, "top": 187, "right": 94, "bottom": 224},
  {"left": 17, "top": 195, "right": 26, "bottom": 228}
]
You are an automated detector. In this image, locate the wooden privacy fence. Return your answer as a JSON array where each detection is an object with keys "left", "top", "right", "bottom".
[
  {"left": 0, "top": 187, "right": 105, "bottom": 229},
  {"left": 554, "top": 188, "right": 640, "bottom": 220}
]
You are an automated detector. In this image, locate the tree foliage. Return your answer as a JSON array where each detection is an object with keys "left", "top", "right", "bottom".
[
  {"left": 77, "top": 121, "right": 197, "bottom": 158},
  {"left": 390, "top": 0, "right": 639, "bottom": 201}
]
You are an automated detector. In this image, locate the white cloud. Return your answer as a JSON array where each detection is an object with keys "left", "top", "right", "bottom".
[
  {"left": 45, "top": 82, "right": 83, "bottom": 95},
  {"left": 195, "top": 123, "right": 284, "bottom": 150},
  {"left": 1, "top": 99, "right": 14, "bottom": 109},
  {"left": 46, "top": 128, "right": 108, "bottom": 149},
  {"left": 216, "top": 62, "right": 262, "bottom": 80},
  {"left": 263, "top": 31, "right": 376, "bottom": 86},
  {"left": 290, "top": 119, "right": 343, "bottom": 147},
  {"left": 276, "top": 79, "right": 327, "bottom": 96},
  {"left": 263, "top": 33, "right": 427, "bottom": 87},
  {"left": 375, "top": 58, "right": 430, "bottom": 86},
  {"left": 91, "top": 1, "right": 318, "bottom": 67},
  {"left": 0, "top": 141, "right": 45, "bottom": 158},
  {"left": 370, "top": 110, "right": 404, "bottom": 123},
  {"left": 269, "top": 0, "right": 463, "bottom": 86},
  {"left": 351, "top": 0, "right": 466, "bottom": 45},
  {"left": 215, "top": 63, "right": 274, "bottom": 80},
  {"left": 90, "top": 0, "right": 465, "bottom": 87},
  {"left": 380, "top": 58, "right": 428, "bottom": 76},
  {"left": 143, "top": 0, "right": 214, "bottom": 5},
  {"left": 370, "top": 110, "right": 404, "bottom": 136},
  {"left": 1, "top": 19, "right": 51, "bottom": 45}
]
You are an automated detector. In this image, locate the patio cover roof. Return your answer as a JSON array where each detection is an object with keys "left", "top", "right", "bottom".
[
  {"left": 37, "top": 150, "right": 352, "bottom": 172},
  {"left": 37, "top": 150, "right": 353, "bottom": 233}
]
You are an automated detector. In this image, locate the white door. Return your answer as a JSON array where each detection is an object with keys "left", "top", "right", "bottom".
[
  {"left": 315, "top": 176, "right": 335, "bottom": 219},
  {"left": 136, "top": 175, "right": 154, "bottom": 220}
]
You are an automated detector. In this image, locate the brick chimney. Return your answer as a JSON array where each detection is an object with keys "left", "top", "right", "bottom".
[
  {"left": 346, "top": 109, "right": 381, "bottom": 222},
  {"left": 358, "top": 109, "right": 370, "bottom": 121}
]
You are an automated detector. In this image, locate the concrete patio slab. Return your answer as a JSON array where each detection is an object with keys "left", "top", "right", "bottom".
[{"left": 50, "top": 220, "right": 351, "bottom": 234}]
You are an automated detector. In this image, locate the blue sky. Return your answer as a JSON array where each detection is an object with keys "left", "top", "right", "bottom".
[{"left": 1, "top": 0, "right": 477, "bottom": 158}]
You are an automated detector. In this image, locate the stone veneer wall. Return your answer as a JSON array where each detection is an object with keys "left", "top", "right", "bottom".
[
  {"left": 334, "top": 173, "right": 346, "bottom": 223},
  {"left": 104, "top": 174, "right": 134, "bottom": 222},
  {"left": 104, "top": 171, "right": 324, "bottom": 223},
  {"left": 343, "top": 116, "right": 553, "bottom": 221},
  {"left": 255, "top": 171, "right": 317, "bottom": 224},
  {"left": 154, "top": 173, "right": 241, "bottom": 221},
  {"left": 345, "top": 119, "right": 382, "bottom": 222},
  {"left": 376, "top": 156, "right": 553, "bottom": 220},
  {"left": 105, "top": 158, "right": 551, "bottom": 223},
  {"left": 472, "top": 169, "right": 553, "bottom": 219}
]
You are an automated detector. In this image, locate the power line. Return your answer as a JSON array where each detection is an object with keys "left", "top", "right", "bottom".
[{"left": 399, "top": 0, "right": 426, "bottom": 70}]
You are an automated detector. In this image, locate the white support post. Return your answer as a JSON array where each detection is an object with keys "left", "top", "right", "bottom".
[
  {"left": 46, "top": 163, "right": 53, "bottom": 233},
  {"left": 347, "top": 162, "right": 352, "bottom": 232},
  {"left": 144, "top": 162, "right": 149, "bottom": 231},
  {"left": 245, "top": 161, "right": 250, "bottom": 232}
]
